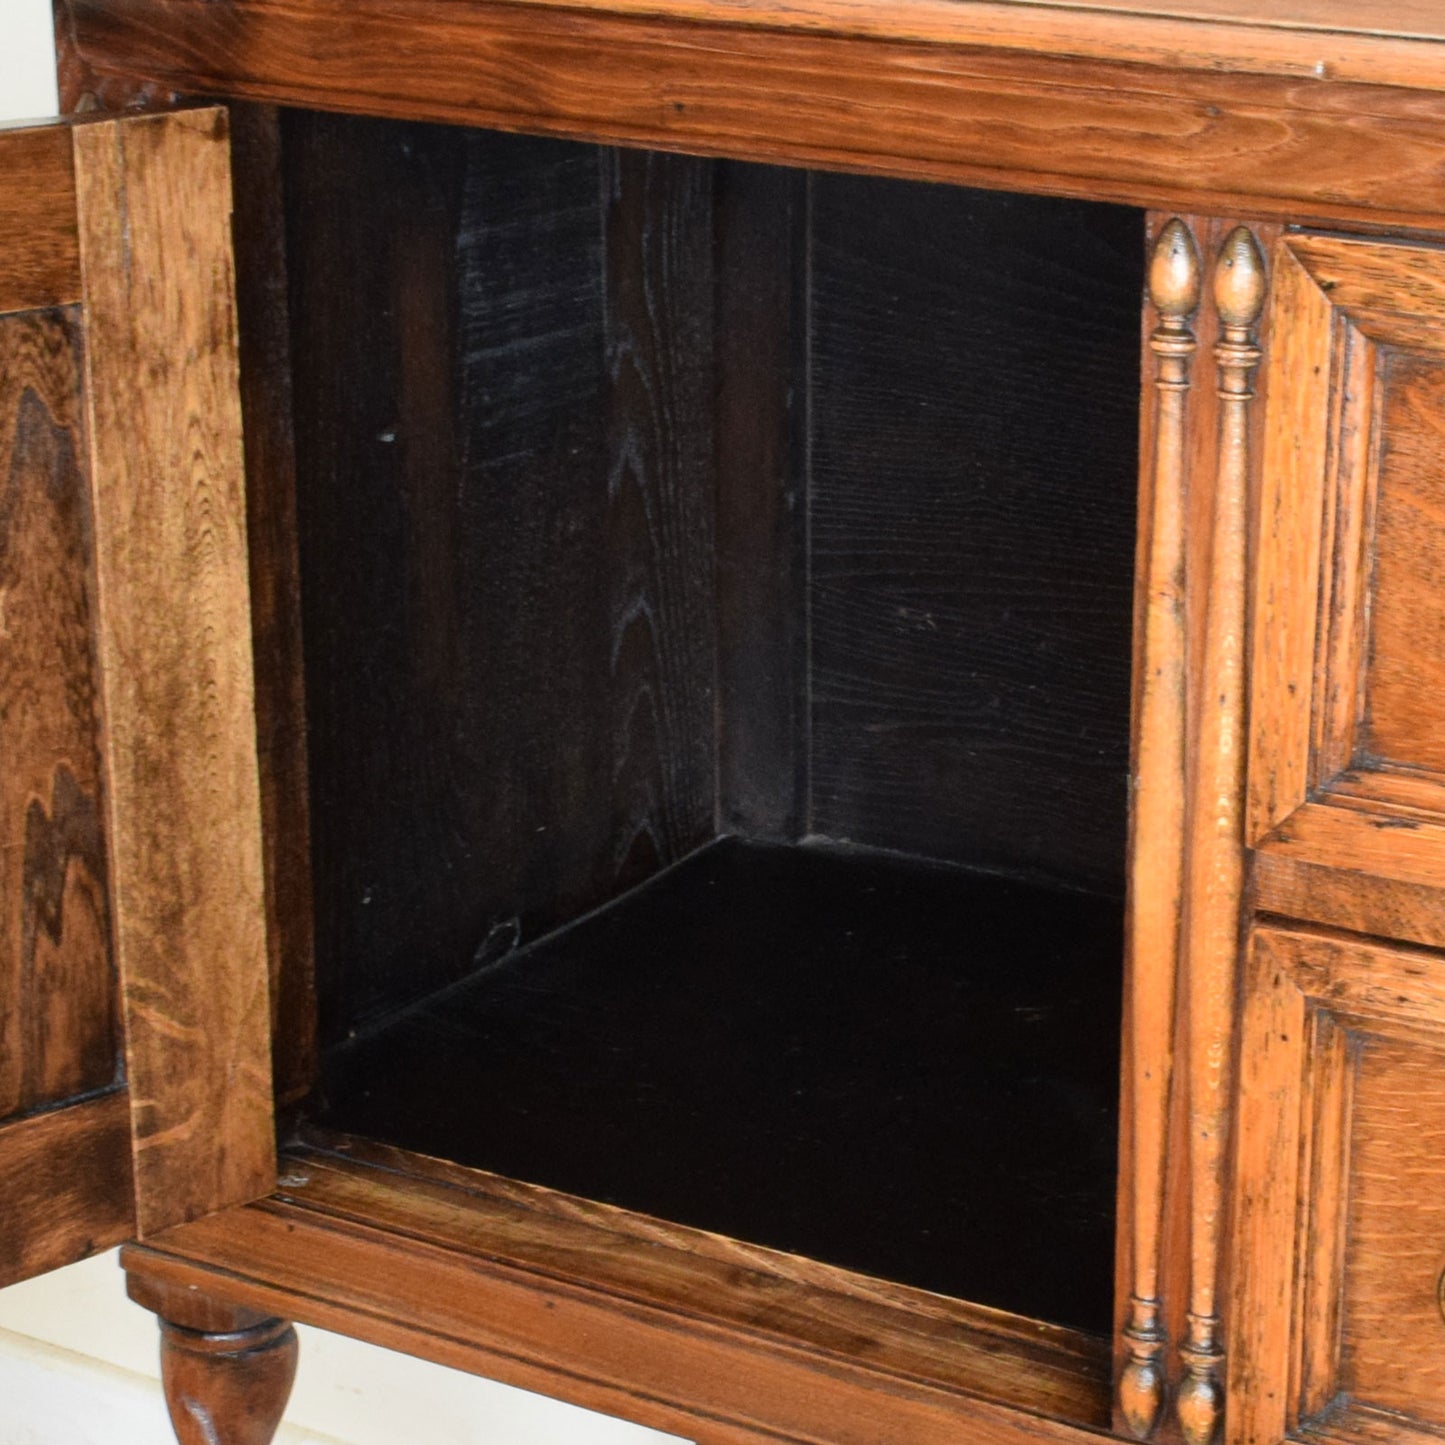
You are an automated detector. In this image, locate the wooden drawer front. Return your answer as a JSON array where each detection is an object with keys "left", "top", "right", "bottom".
[
  {"left": 1251, "top": 233, "right": 1445, "bottom": 944},
  {"left": 1230, "top": 924, "right": 1445, "bottom": 1445}
]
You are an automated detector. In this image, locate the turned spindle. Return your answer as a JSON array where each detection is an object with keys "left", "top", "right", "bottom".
[
  {"left": 1118, "top": 216, "right": 1201, "bottom": 1443},
  {"left": 1177, "top": 224, "right": 1266, "bottom": 1445}
]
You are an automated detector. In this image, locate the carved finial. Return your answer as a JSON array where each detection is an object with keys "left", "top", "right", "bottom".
[
  {"left": 1149, "top": 219, "right": 1202, "bottom": 322},
  {"left": 1213, "top": 226, "right": 1267, "bottom": 332}
]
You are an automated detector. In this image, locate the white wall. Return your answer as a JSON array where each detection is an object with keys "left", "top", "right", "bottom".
[
  {"left": 0, "top": 0, "right": 58, "bottom": 122},
  {"left": 0, "top": 17, "right": 681, "bottom": 1445}
]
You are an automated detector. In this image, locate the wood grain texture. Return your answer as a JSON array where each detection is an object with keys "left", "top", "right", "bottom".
[
  {"left": 227, "top": 103, "right": 318, "bottom": 1109},
  {"left": 294, "top": 1135, "right": 1111, "bottom": 1425},
  {"left": 0, "top": 1090, "right": 134, "bottom": 1288},
  {"left": 1360, "top": 352, "right": 1445, "bottom": 775},
  {"left": 287, "top": 115, "right": 716, "bottom": 1044},
  {"left": 314, "top": 839, "right": 1122, "bottom": 1335},
  {"left": 806, "top": 177, "right": 1140, "bottom": 891},
  {"left": 74, "top": 109, "right": 276, "bottom": 1234},
  {"left": 1294, "top": 1010, "right": 1352, "bottom": 1427},
  {"left": 1254, "top": 838, "right": 1445, "bottom": 950},
  {"left": 0, "top": 308, "right": 118, "bottom": 1123},
  {"left": 1224, "top": 928, "right": 1309, "bottom": 1445},
  {"left": 0, "top": 126, "right": 81, "bottom": 315},
  {"left": 714, "top": 160, "right": 807, "bottom": 839},
  {"left": 1227, "top": 925, "right": 1445, "bottom": 1445},
  {"left": 601, "top": 143, "right": 718, "bottom": 859},
  {"left": 63, "top": 0, "right": 1445, "bottom": 92},
  {"left": 989, "top": 0, "right": 1445, "bottom": 33},
  {"left": 1246, "top": 239, "right": 1335, "bottom": 843},
  {"left": 128, "top": 1271, "right": 280, "bottom": 1335},
  {"left": 126, "top": 1135, "right": 1113, "bottom": 1444},
  {"left": 1261, "top": 790, "right": 1445, "bottom": 956},
  {"left": 66, "top": 0, "right": 1445, "bottom": 229},
  {"left": 1248, "top": 230, "right": 1445, "bottom": 946},
  {"left": 1177, "top": 224, "right": 1266, "bottom": 1445},
  {"left": 1117, "top": 215, "right": 1200, "bottom": 1442},
  {"left": 53, "top": 0, "right": 181, "bottom": 115},
  {"left": 1115, "top": 213, "right": 1252, "bottom": 1444},
  {"left": 1337, "top": 1035, "right": 1445, "bottom": 1432},
  {"left": 1246, "top": 233, "right": 1445, "bottom": 825},
  {"left": 159, "top": 1312, "right": 298, "bottom": 1445}
]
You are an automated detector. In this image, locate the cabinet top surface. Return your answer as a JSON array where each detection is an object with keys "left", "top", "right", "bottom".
[
  {"left": 71, "top": 0, "right": 1445, "bottom": 72},
  {"left": 66, "top": 0, "right": 1445, "bottom": 221},
  {"left": 410, "top": 0, "right": 1445, "bottom": 57},
  {"left": 620, "top": 0, "right": 1445, "bottom": 44},
  {"left": 996, "top": 0, "right": 1443, "bottom": 39}
]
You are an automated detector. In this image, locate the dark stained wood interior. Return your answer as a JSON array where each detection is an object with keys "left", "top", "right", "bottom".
[
  {"left": 282, "top": 113, "right": 1142, "bottom": 1336},
  {"left": 714, "top": 159, "right": 809, "bottom": 841},
  {"left": 313, "top": 838, "right": 1124, "bottom": 1335},
  {"left": 286, "top": 114, "right": 718, "bottom": 1044},
  {"left": 288, "top": 116, "right": 1143, "bottom": 1032},
  {"left": 806, "top": 173, "right": 1140, "bottom": 890}
]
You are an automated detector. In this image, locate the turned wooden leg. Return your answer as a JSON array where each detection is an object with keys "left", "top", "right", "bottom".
[{"left": 125, "top": 1262, "right": 298, "bottom": 1445}]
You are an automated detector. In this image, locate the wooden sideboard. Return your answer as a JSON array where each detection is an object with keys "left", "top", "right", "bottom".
[{"left": 6, "top": 3, "right": 1445, "bottom": 1442}]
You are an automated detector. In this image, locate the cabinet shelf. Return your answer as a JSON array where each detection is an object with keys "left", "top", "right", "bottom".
[{"left": 312, "top": 837, "right": 1122, "bottom": 1336}]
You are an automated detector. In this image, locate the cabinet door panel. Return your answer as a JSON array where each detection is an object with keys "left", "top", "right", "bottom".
[
  {"left": 1341, "top": 1035, "right": 1445, "bottom": 1429},
  {"left": 1365, "top": 355, "right": 1445, "bottom": 777},
  {"left": 0, "top": 109, "right": 275, "bottom": 1287},
  {"left": 1251, "top": 232, "right": 1445, "bottom": 943},
  {"left": 0, "top": 307, "right": 116, "bottom": 1121},
  {"left": 1229, "top": 924, "right": 1445, "bottom": 1445}
]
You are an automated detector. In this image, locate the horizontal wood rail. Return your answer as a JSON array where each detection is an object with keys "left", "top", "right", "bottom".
[
  {"left": 0, "top": 1092, "right": 134, "bottom": 1285},
  {"left": 63, "top": 0, "right": 1445, "bottom": 226},
  {"left": 126, "top": 1135, "right": 1113, "bottom": 1445}
]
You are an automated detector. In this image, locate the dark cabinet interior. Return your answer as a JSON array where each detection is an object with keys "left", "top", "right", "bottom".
[{"left": 282, "top": 112, "right": 1144, "bottom": 1339}]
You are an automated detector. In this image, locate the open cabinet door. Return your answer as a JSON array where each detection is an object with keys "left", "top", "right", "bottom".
[{"left": 0, "top": 107, "right": 275, "bottom": 1288}]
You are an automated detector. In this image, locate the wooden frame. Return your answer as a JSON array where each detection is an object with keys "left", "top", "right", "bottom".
[
  {"left": 129, "top": 1132, "right": 1113, "bottom": 1445},
  {"left": 1251, "top": 232, "right": 1445, "bottom": 949},
  {"left": 1229, "top": 924, "right": 1445, "bottom": 1445},
  {"left": 0, "top": 109, "right": 276, "bottom": 1290},
  {"left": 37, "top": 5, "right": 1445, "bottom": 1445},
  {"left": 57, "top": 0, "right": 1445, "bottom": 228},
  {"left": 75, "top": 107, "right": 276, "bottom": 1234}
]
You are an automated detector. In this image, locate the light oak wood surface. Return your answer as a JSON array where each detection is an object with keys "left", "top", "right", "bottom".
[
  {"left": 60, "top": 0, "right": 1445, "bottom": 228},
  {"left": 36, "top": 6, "right": 1445, "bottom": 1445},
  {"left": 1175, "top": 224, "right": 1266, "bottom": 1445},
  {"left": 1230, "top": 925, "right": 1445, "bottom": 1445},
  {"left": 60, "top": 0, "right": 1445, "bottom": 89},
  {"left": 73, "top": 108, "right": 276, "bottom": 1235},
  {"left": 1117, "top": 215, "right": 1199, "bottom": 1442},
  {"left": 126, "top": 1136, "right": 1114, "bottom": 1445}
]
